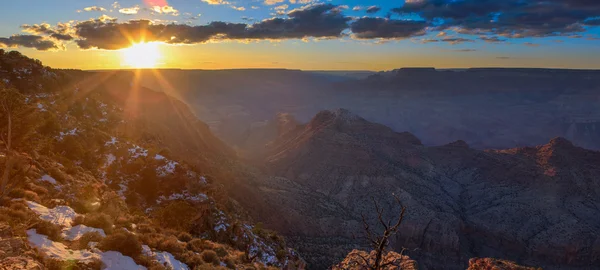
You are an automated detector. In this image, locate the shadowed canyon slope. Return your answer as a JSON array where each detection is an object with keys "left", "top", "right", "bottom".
[
  {"left": 127, "top": 68, "right": 600, "bottom": 151},
  {"left": 245, "top": 109, "right": 600, "bottom": 269}
]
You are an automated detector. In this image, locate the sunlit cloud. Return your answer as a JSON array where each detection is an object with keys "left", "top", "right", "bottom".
[{"left": 119, "top": 6, "right": 140, "bottom": 15}]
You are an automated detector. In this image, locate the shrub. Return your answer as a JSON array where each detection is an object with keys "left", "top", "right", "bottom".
[
  {"left": 224, "top": 257, "right": 236, "bottom": 269},
  {"left": 201, "top": 250, "right": 220, "bottom": 265},
  {"left": 75, "top": 212, "right": 114, "bottom": 234},
  {"left": 157, "top": 236, "right": 185, "bottom": 254},
  {"left": 136, "top": 223, "right": 156, "bottom": 234},
  {"left": 98, "top": 230, "right": 142, "bottom": 258},
  {"left": 34, "top": 220, "right": 62, "bottom": 241},
  {"left": 154, "top": 201, "right": 198, "bottom": 231},
  {"left": 215, "top": 247, "right": 228, "bottom": 257},
  {"left": 177, "top": 232, "right": 193, "bottom": 242},
  {"left": 179, "top": 251, "right": 204, "bottom": 267},
  {"left": 77, "top": 231, "right": 104, "bottom": 250},
  {"left": 186, "top": 239, "right": 213, "bottom": 253}
]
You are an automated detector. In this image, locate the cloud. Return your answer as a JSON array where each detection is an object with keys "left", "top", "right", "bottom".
[
  {"left": 152, "top": 5, "right": 179, "bottom": 16},
  {"left": 201, "top": 0, "right": 229, "bottom": 4},
  {"left": 70, "top": 4, "right": 351, "bottom": 50},
  {"left": 264, "top": 0, "right": 284, "bottom": 5},
  {"left": 365, "top": 6, "right": 381, "bottom": 14},
  {"left": 21, "top": 23, "right": 74, "bottom": 41},
  {"left": 119, "top": 6, "right": 140, "bottom": 14},
  {"left": 350, "top": 17, "right": 428, "bottom": 39},
  {"left": 82, "top": 6, "right": 107, "bottom": 12},
  {"left": 392, "top": 0, "right": 600, "bottom": 38},
  {"left": 0, "top": 35, "right": 59, "bottom": 51}
]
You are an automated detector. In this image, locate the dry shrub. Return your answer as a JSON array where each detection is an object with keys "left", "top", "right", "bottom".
[
  {"left": 154, "top": 201, "right": 198, "bottom": 231},
  {"left": 201, "top": 250, "right": 220, "bottom": 265},
  {"left": 34, "top": 220, "right": 62, "bottom": 241},
  {"left": 177, "top": 232, "right": 193, "bottom": 242},
  {"left": 187, "top": 239, "right": 213, "bottom": 253},
  {"left": 224, "top": 257, "right": 236, "bottom": 269},
  {"left": 157, "top": 236, "right": 185, "bottom": 254},
  {"left": 74, "top": 212, "right": 113, "bottom": 234},
  {"left": 136, "top": 223, "right": 156, "bottom": 234},
  {"left": 44, "top": 257, "right": 103, "bottom": 270},
  {"left": 178, "top": 251, "right": 204, "bottom": 267},
  {"left": 98, "top": 230, "right": 142, "bottom": 258},
  {"left": 215, "top": 247, "right": 228, "bottom": 257},
  {"left": 77, "top": 231, "right": 104, "bottom": 249},
  {"left": 27, "top": 182, "right": 49, "bottom": 196},
  {"left": 139, "top": 233, "right": 164, "bottom": 249}
]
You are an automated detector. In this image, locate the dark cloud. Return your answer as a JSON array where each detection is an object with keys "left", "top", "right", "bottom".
[
  {"left": 21, "top": 23, "right": 73, "bottom": 41},
  {"left": 73, "top": 4, "right": 351, "bottom": 49},
  {"left": 350, "top": 17, "right": 428, "bottom": 39},
  {"left": 393, "top": 0, "right": 600, "bottom": 39},
  {"left": 239, "top": 4, "right": 351, "bottom": 40},
  {"left": 0, "top": 35, "right": 59, "bottom": 51},
  {"left": 365, "top": 6, "right": 381, "bottom": 14}
]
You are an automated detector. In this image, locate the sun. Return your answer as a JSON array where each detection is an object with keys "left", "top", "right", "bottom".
[{"left": 121, "top": 42, "right": 161, "bottom": 68}]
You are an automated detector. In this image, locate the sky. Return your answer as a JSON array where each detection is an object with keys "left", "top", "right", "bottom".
[{"left": 1, "top": 0, "right": 599, "bottom": 70}]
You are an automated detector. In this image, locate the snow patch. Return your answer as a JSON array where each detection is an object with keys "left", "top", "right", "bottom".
[
  {"left": 154, "top": 154, "right": 165, "bottom": 160},
  {"left": 98, "top": 251, "right": 147, "bottom": 270},
  {"left": 58, "top": 128, "right": 78, "bottom": 141},
  {"left": 39, "top": 174, "right": 57, "bottom": 184},
  {"left": 62, "top": 225, "right": 106, "bottom": 241},
  {"left": 37, "top": 103, "right": 47, "bottom": 112},
  {"left": 26, "top": 201, "right": 78, "bottom": 227},
  {"left": 142, "top": 245, "right": 189, "bottom": 270},
  {"left": 27, "top": 229, "right": 99, "bottom": 262},
  {"left": 157, "top": 160, "right": 178, "bottom": 177},
  {"left": 128, "top": 146, "right": 148, "bottom": 159},
  {"left": 105, "top": 137, "right": 118, "bottom": 146}
]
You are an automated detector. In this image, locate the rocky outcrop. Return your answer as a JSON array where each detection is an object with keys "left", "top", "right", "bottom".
[
  {"left": 332, "top": 250, "right": 418, "bottom": 270},
  {"left": 249, "top": 109, "right": 600, "bottom": 270},
  {"left": 467, "top": 258, "right": 541, "bottom": 270},
  {"left": 0, "top": 223, "right": 43, "bottom": 270}
]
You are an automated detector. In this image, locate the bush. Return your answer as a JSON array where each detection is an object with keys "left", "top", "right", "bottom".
[
  {"left": 136, "top": 223, "right": 156, "bottom": 234},
  {"left": 74, "top": 212, "right": 114, "bottom": 234},
  {"left": 98, "top": 230, "right": 142, "bottom": 258},
  {"left": 178, "top": 251, "right": 204, "bottom": 267},
  {"left": 186, "top": 239, "right": 213, "bottom": 253},
  {"left": 77, "top": 231, "right": 104, "bottom": 249},
  {"left": 34, "top": 220, "right": 62, "bottom": 241},
  {"left": 201, "top": 250, "right": 220, "bottom": 265},
  {"left": 224, "top": 257, "right": 236, "bottom": 269},
  {"left": 157, "top": 236, "right": 185, "bottom": 254},
  {"left": 154, "top": 201, "right": 198, "bottom": 231},
  {"left": 215, "top": 247, "right": 228, "bottom": 257},
  {"left": 178, "top": 232, "right": 193, "bottom": 242}
]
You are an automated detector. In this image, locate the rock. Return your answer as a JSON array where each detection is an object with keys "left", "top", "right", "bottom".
[
  {"left": 467, "top": 258, "right": 541, "bottom": 270},
  {"left": 0, "top": 256, "right": 44, "bottom": 270},
  {"left": 332, "top": 249, "right": 418, "bottom": 270}
]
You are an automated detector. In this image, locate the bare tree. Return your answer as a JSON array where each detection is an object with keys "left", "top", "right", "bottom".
[
  {"left": 354, "top": 195, "right": 407, "bottom": 270},
  {"left": 0, "top": 86, "right": 28, "bottom": 202}
]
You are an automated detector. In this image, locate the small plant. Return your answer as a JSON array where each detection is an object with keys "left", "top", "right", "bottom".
[
  {"left": 73, "top": 212, "right": 114, "bottom": 234},
  {"left": 177, "top": 231, "right": 193, "bottom": 242},
  {"left": 34, "top": 220, "right": 62, "bottom": 241},
  {"left": 201, "top": 250, "right": 220, "bottom": 265},
  {"left": 98, "top": 230, "right": 142, "bottom": 258},
  {"left": 77, "top": 231, "right": 104, "bottom": 250}
]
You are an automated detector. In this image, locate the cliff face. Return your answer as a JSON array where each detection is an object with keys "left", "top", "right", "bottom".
[{"left": 249, "top": 109, "right": 600, "bottom": 269}]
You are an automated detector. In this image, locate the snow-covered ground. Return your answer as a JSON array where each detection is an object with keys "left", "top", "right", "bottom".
[
  {"left": 62, "top": 225, "right": 106, "bottom": 241},
  {"left": 27, "top": 229, "right": 98, "bottom": 262},
  {"left": 26, "top": 201, "right": 77, "bottom": 227},
  {"left": 142, "top": 245, "right": 189, "bottom": 270}
]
